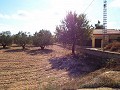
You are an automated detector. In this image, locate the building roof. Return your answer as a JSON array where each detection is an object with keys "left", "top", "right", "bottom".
[{"left": 93, "top": 29, "right": 120, "bottom": 35}]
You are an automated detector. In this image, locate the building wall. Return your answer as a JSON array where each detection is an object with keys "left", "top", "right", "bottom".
[{"left": 92, "top": 34, "right": 120, "bottom": 48}]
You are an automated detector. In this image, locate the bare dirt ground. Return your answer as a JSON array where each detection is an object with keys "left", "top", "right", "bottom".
[{"left": 0, "top": 44, "right": 120, "bottom": 90}]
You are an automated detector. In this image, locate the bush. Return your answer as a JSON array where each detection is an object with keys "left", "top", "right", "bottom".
[
  {"left": 105, "top": 42, "right": 120, "bottom": 52},
  {"left": 105, "top": 43, "right": 113, "bottom": 50},
  {"left": 105, "top": 59, "right": 120, "bottom": 70}
]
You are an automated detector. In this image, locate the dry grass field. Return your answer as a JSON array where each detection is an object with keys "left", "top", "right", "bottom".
[{"left": 0, "top": 44, "right": 120, "bottom": 90}]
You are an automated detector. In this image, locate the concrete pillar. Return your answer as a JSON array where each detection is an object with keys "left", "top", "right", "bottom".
[
  {"left": 101, "top": 39, "right": 103, "bottom": 48},
  {"left": 92, "top": 36, "right": 95, "bottom": 48}
]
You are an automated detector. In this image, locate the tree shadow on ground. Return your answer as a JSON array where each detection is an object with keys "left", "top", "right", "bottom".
[
  {"left": 55, "top": 43, "right": 71, "bottom": 50},
  {"left": 4, "top": 48, "right": 29, "bottom": 52},
  {"left": 0, "top": 47, "right": 11, "bottom": 50},
  {"left": 49, "top": 55, "right": 106, "bottom": 77},
  {"left": 27, "top": 49, "right": 54, "bottom": 55}
]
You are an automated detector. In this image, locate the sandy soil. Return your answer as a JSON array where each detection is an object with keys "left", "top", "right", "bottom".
[{"left": 0, "top": 45, "right": 119, "bottom": 90}]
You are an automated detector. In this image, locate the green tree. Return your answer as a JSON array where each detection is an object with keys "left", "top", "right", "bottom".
[
  {"left": 55, "top": 25, "right": 68, "bottom": 44},
  {"left": 95, "top": 20, "right": 104, "bottom": 29},
  {"left": 0, "top": 31, "right": 12, "bottom": 48},
  {"left": 33, "top": 30, "right": 53, "bottom": 50},
  {"left": 14, "top": 31, "right": 31, "bottom": 49},
  {"left": 56, "top": 12, "right": 92, "bottom": 55}
]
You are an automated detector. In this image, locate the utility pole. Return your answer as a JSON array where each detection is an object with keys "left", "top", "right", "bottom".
[{"left": 102, "top": 0, "right": 107, "bottom": 51}]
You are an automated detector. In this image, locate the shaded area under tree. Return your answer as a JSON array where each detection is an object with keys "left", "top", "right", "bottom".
[{"left": 49, "top": 55, "right": 106, "bottom": 77}]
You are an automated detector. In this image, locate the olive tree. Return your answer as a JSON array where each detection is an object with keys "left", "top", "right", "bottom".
[
  {"left": 14, "top": 31, "right": 31, "bottom": 49},
  {"left": 0, "top": 31, "right": 12, "bottom": 48},
  {"left": 56, "top": 12, "right": 92, "bottom": 55},
  {"left": 33, "top": 30, "right": 53, "bottom": 50}
]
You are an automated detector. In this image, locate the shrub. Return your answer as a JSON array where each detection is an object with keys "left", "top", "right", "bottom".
[
  {"left": 104, "top": 43, "right": 113, "bottom": 50},
  {"left": 105, "top": 42, "right": 120, "bottom": 52},
  {"left": 105, "top": 59, "right": 120, "bottom": 70}
]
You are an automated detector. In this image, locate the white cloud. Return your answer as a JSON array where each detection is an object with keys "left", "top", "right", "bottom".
[
  {"left": 0, "top": 24, "right": 19, "bottom": 34},
  {"left": 0, "top": 9, "right": 63, "bottom": 34},
  {"left": 0, "top": 13, "right": 10, "bottom": 19},
  {"left": 109, "top": 0, "right": 120, "bottom": 8},
  {"left": 2, "top": 0, "right": 118, "bottom": 34},
  {"left": 108, "top": 21, "right": 120, "bottom": 29},
  {"left": 0, "top": 0, "right": 96, "bottom": 34},
  {"left": 50, "top": 0, "right": 89, "bottom": 14},
  {"left": 0, "top": 10, "right": 29, "bottom": 20}
]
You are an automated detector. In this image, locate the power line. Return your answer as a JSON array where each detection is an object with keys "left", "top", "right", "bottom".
[{"left": 83, "top": 0, "right": 95, "bottom": 13}]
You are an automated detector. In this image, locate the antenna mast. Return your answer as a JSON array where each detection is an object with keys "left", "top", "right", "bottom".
[{"left": 103, "top": 0, "right": 107, "bottom": 50}]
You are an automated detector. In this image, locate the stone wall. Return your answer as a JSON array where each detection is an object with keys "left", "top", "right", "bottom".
[{"left": 79, "top": 47, "right": 120, "bottom": 59}]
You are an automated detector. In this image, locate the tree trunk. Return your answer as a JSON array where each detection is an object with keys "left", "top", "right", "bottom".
[
  {"left": 40, "top": 46, "right": 45, "bottom": 50},
  {"left": 2, "top": 44, "right": 6, "bottom": 49},
  {"left": 72, "top": 41, "right": 76, "bottom": 55},
  {"left": 22, "top": 45, "right": 25, "bottom": 50}
]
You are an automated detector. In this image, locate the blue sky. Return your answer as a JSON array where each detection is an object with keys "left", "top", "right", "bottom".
[{"left": 0, "top": 0, "right": 120, "bottom": 34}]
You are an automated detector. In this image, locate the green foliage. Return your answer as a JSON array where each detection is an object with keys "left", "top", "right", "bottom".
[
  {"left": 33, "top": 30, "right": 53, "bottom": 49},
  {"left": 14, "top": 31, "right": 31, "bottom": 49},
  {"left": 55, "top": 25, "right": 68, "bottom": 44},
  {"left": 55, "top": 12, "right": 92, "bottom": 55},
  {"left": 76, "top": 14, "right": 92, "bottom": 46},
  {"left": 0, "top": 31, "right": 12, "bottom": 48},
  {"left": 95, "top": 20, "right": 104, "bottom": 29}
]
